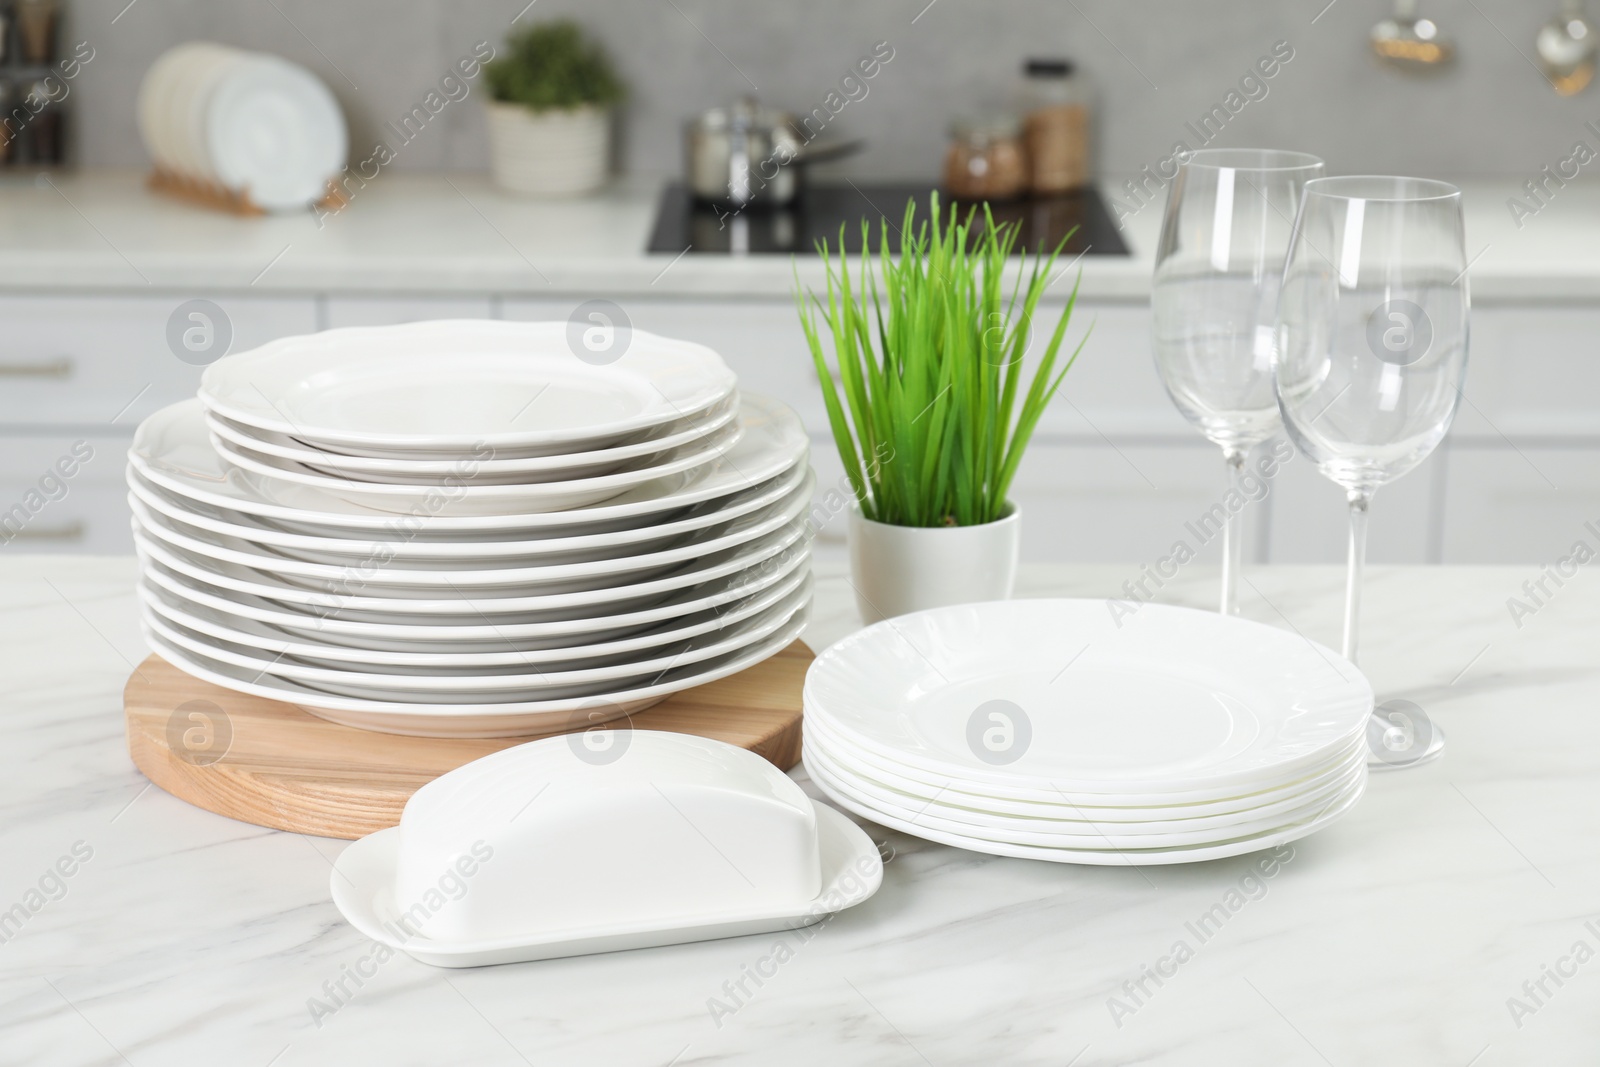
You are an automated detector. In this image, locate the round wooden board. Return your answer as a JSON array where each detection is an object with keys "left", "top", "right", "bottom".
[{"left": 124, "top": 642, "right": 811, "bottom": 840}]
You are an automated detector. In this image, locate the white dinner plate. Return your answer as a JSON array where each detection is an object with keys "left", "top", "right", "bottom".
[
  {"left": 138, "top": 47, "right": 190, "bottom": 170},
  {"left": 140, "top": 545, "right": 811, "bottom": 653},
  {"left": 129, "top": 476, "right": 809, "bottom": 593},
  {"left": 804, "top": 599, "right": 1372, "bottom": 795},
  {"left": 143, "top": 607, "right": 810, "bottom": 737},
  {"left": 141, "top": 42, "right": 236, "bottom": 174},
  {"left": 210, "top": 416, "right": 743, "bottom": 517},
  {"left": 205, "top": 396, "right": 741, "bottom": 484},
  {"left": 206, "top": 53, "right": 347, "bottom": 210},
  {"left": 127, "top": 461, "right": 809, "bottom": 565},
  {"left": 132, "top": 394, "right": 807, "bottom": 535},
  {"left": 803, "top": 738, "right": 1366, "bottom": 845},
  {"left": 132, "top": 520, "right": 808, "bottom": 618},
  {"left": 807, "top": 757, "right": 1367, "bottom": 866},
  {"left": 199, "top": 321, "right": 737, "bottom": 453},
  {"left": 176, "top": 45, "right": 245, "bottom": 180},
  {"left": 139, "top": 591, "right": 808, "bottom": 696},
  {"left": 801, "top": 708, "right": 1368, "bottom": 810},
  {"left": 141, "top": 568, "right": 812, "bottom": 668},
  {"left": 804, "top": 712, "right": 1370, "bottom": 817}
]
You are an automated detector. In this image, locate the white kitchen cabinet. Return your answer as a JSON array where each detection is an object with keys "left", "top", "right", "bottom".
[
  {"left": 808, "top": 434, "right": 1250, "bottom": 566},
  {"left": 324, "top": 296, "right": 496, "bottom": 329},
  {"left": 1008, "top": 438, "right": 1264, "bottom": 565},
  {"left": 0, "top": 435, "right": 132, "bottom": 554},
  {"left": 0, "top": 294, "right": 315, "bottom": 557},
  {"left": 1452, "top": 307, "right": 1600, "bottom": 441},
  {"left": 803, "top": 439, "right": 854, "bottom": 561},
  {"left": 0, "top": 289, "right": 1590, "bottom": 565},
  {"left": 0, "top": 294, "right": 318, "bottom": 430},
  {"left": 1264, "top": 447, "right": 1445, "bottom": 565},
  {"left": 1039, "top": 302, "right": 1193, "bottom": 440},
  {"left": 1438, "top": 444, "right": 1600, "bottom": 563}
]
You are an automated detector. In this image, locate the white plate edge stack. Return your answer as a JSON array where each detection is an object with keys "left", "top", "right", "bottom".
[
  {"left": 128, "top": 319, "right": 817, "bottom": 738},
  {"left": 800, "top": 598, "right": 1373, "bottom": 866}
]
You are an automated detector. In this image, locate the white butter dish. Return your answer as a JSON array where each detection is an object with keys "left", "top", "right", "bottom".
[{"left": 329, "top": 731, "right": 882, "bottom": 967}]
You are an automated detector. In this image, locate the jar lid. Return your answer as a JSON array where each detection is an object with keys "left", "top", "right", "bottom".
[
  {"left": 1025, "top": 58, "right": 1075, "bottom": 78},
  {"left": 949, "top": 113, "right": 1022, "bottom": 140}
]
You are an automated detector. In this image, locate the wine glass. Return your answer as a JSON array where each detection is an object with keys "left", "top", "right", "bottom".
[
  {"left": 1275, "top": 176, "right": 1469, "bottom": 765},
  {"left": 1152, "top": 149, "right": 1325, "bottom": 614}
]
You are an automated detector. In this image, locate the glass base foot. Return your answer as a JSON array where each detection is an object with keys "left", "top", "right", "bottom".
[{"left": 1366, "top": 719, "right": 1445, "bottom": 770}]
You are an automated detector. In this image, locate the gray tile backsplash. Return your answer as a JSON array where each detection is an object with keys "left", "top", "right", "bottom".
[{"left": 65, "top": 0, "right": 1591, "bottom": 180}]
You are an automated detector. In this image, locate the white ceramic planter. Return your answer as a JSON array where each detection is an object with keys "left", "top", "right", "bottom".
[
  {"left": 484, "top": 101, "right": 610, "bottom": 197},
  {"left": 846, "top": 504, "right": 1020, "bottom": 624}
]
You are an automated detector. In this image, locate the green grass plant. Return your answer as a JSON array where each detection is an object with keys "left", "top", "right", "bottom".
[{"left": 795, "top": 193, "right": 1086, "bottom": 527}]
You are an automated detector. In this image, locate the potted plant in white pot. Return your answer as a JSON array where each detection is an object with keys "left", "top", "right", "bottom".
[
  {"left": 483, "top": 20, "right": 624, "bottom": 197},
  {"left": 796, "top": 195, "right": 1086, "bottom": 624}
]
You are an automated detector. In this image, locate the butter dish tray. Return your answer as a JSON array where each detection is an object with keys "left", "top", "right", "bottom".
[{"left": 329, "top": 732, "right": 883, "bottom": 967}]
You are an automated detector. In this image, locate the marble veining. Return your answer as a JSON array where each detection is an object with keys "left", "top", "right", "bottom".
[{"left": 0, "top": 555, "right": 1597, "bottom": 1065}]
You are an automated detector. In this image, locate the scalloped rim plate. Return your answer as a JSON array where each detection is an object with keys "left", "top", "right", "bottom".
[{"left": 199, "top": 321, "right": 736, "bottom": 451}]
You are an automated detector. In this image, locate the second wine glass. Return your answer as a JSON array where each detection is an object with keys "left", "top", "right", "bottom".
[
  {"left": 1152, "top": 148, "right": 1325, "bottom": 614},
  {"left": 1274, "top": 176, "right": 1469, "bottom": 665}
]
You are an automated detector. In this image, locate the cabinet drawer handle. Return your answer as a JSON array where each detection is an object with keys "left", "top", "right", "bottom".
[
  {"left": 0, "top": 357, "right": 73, "bottom": 378},
  {"left": 4, "top": 521, "right": 86, "bottom": 542}
]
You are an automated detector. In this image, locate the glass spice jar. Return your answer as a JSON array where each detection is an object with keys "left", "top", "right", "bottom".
[
  {"left": 1021, "top": 58, "right": 1091, "bottom": 194},
  {"left": 0, "top": 80, "right": 15, "bottom": 165},
  {"left": 28, "top": 78, "right": 65, "bottom": 165},
  {"left": 942, "top": 115, "right": 1028, "bottom": 202},
  {"left": 15, "top": 0, "right": 56, "bottom": 64}
]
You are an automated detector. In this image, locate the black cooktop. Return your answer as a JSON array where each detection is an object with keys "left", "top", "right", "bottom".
[{"left": 646, "top": 182, "right": 1129, "bottom": 257}]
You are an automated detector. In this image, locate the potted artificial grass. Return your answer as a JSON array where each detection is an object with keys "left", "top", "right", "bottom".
[{"left": 796, "top": 194, "right": 1086, "bottom": 622}]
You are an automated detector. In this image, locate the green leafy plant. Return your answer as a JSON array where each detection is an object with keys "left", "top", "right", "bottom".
[
  {"left": 795, "top": 194, "right": 1086, "bottom": 528},
  {"left": 485, "top": 20, "right": 625, "bottom": 111}
]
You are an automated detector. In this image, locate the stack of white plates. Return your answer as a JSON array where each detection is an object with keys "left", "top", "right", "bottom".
[
  {"left": 803, "top": 600, "right": 1372, "bottom": 865},
  {"left": 138, "top": 41, "right": 347, "bottom": 211},
  {"left": 128, "top": 320, "right": 815, "bottom": 738}
]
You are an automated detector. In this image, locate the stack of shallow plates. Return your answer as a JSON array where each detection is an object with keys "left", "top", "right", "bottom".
[
  {"left": 128, "top": 320, "right": 814, "bottom": 738},
  {"left": 138, "top": 41, "right": 347, "bottom": 211},
  {"left": 803, "top": 600, "right": 1372, "bottom": 865}
]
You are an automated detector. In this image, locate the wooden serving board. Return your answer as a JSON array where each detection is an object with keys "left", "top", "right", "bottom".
[{"left": 124, "top": 642, "right": 810, "bottom": 840}]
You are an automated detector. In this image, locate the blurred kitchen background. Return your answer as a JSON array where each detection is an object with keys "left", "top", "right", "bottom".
[
  {"left": 1, "top": 0, "right": 1596, "bottom": 567},
  {"left": 65, "top": 0, "right": 1600, "bottom": 177}
]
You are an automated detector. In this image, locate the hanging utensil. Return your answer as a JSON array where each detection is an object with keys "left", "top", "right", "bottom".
[
  {"left": 1371, "top": 0, "right": 1454, "bottom": 67},
  {"left": 1536, "top": 0, "right": 1598, "bottom": 95}
]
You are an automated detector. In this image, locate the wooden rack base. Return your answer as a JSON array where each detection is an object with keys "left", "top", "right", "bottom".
[
  {"left": 124, "top": 642, "right": 810, "bottom": 839},
  {"left": 147, "top": 167, "right": 351, "bottom": 216}
]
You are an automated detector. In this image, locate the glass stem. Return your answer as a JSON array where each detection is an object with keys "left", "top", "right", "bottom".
[
  {"left": 1343, "top": 489, "right": 1373, "bottom": 664},
  {"left": 1221, "top": 448, "right": 1247, "bottom": 615}
]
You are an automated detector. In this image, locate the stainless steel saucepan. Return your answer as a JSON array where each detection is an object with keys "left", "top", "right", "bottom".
[{"left": 685, "top": 96, "right": 862, "bottom": 208}]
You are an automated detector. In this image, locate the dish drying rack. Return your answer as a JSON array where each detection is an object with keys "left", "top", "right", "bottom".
[{"left": 147, "top": 166, "right": 351, "bottom": 217}]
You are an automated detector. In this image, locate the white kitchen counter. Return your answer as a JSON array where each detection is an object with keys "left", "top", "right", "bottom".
[
  {"left": 2, "top": 554, "right": 1595, "bottom": 1065},
  {"left": 0, "top": 169, "right": 1592, "bottom": 301}
]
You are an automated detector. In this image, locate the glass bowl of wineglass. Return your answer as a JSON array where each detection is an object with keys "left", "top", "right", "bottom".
[{"left": 1153, "top": 148, "right": 1325, "bottom": 614}]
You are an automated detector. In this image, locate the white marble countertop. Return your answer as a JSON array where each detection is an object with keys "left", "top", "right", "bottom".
[
  {"left": 0, "top": 169, "right": 1594, "bottom": 302},
  {"left": 2, "top": 555, "right": 1596, "bottom": 1065}
]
